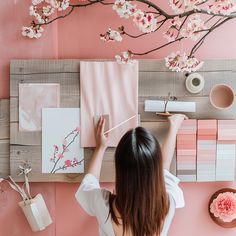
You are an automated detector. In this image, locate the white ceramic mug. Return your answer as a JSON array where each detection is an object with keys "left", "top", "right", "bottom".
[{"left": 185, "top": 73, "right": 205, "bottom": 94}]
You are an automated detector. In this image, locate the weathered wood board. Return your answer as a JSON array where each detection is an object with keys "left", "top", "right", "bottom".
[
  {"left": 10, "top": 59, "right": 236, "bottom": 182},
  {"left": 0, "top": 99, "right": 10, "bottom": 178}
]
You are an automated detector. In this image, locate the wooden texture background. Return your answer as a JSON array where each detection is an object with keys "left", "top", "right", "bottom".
[
  {"left": 5, "top": 59, "right": 236, "bottom": 182},
  {"left": 0, "top": 99, "right": 10, "bottom": 178}
]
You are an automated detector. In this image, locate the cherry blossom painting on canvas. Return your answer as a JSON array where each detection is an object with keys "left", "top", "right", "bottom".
[
  {"left": 42, "top": 108, "right": 84, "bottom": 173},
  {"left": 19, "top": 83, "right": 60, "bottom": 131}
]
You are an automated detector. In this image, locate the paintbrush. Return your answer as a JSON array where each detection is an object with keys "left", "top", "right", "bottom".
[{"left": 104, "top": 115, "right": 137, "bottom": 135}]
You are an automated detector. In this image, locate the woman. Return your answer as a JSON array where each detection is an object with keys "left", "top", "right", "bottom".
[{"left": 76, "top": 114, "right": 186, "bottom": 236}]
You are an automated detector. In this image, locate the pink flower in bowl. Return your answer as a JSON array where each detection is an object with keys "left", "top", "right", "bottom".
[{"left": 210, "top": 192, "right": 236, "bottom": 222}]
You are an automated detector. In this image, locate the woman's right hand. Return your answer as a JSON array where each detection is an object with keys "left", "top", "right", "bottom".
[
  {"left": 95, "top": 117, "right": 109, "bottom": 150},
  {"left": 168, "top": 114, "right": 188, "bottom": 131}
]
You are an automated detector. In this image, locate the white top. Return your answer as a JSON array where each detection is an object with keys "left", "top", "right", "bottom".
[{"left": 75, "top": 170, "right": 185, "bottom": 236}]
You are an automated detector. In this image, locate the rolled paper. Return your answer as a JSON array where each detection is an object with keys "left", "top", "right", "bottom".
[{"left": 144, "top": 100, "right": 196, "bottom": 113}]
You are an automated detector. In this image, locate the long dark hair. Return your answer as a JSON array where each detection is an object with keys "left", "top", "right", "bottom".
[{"left": 109, "top": 127, "right": 169, "bottom": 236}]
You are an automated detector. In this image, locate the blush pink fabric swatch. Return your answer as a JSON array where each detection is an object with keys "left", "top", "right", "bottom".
[
  {"left": 19, "top": 83, "right": 60, "bottom": 131},
  {"left": 80, "top": 61, "right": 139, "bottom": 147}
]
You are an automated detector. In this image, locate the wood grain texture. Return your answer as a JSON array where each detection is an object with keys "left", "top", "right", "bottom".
[
  {"left": 0, "top": 99, "right": 10, "bottom": 178},
  {"left": 0, "top": 99, "right": 10, "bottom": 139},
  {"left": 9, "top": 59, "right": 236, "bottom": 182},
  {"left": 0, "top": 140, "right": 10, "bottom": 178}
]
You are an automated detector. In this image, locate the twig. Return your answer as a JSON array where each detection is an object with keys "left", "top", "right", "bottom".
[{"left": 131, "top": 36, "right": 185, "bottom": 56}]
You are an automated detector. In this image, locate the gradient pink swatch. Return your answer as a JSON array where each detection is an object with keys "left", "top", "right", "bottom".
[
  {"left": 80, "top": 61, "right": 138, "bottom": 147},
  {"left": 19, "top": 83, "right": 60, "bottom": 132}
]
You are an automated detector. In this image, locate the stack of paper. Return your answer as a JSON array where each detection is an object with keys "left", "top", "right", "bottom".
[
  {"left": 176, "top": 120, "right": 197, "bottom": 182},
  {"left": 216, "top": 120, "right": 236, "bottom": 181},
  {"left": 197, "top": 120, "right": 217, "bottom": 182}
]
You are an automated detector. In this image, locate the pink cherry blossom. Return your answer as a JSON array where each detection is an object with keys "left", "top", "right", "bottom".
[
  {"left": 210, "top": 192, "right": 236, "bottom": 222},
  {"left": 163, "top": 17, "right": 182, "bottom": 42},
  {"left": 58, "top": 153, "right": 64, "bottom": 158},
  {"left": 64, "top": 160, "right": 72, "bottom": 167},
  {"left": 58, "top": 0, "right": 70, "bottom": 11},
  {"left": 133, "top": 11, "right": 157, "bottom": 33},
  {"left": 165, "top": 51, "right": 204, "bottom": 72},
  {"left": 115, "top": 51, "right": 135, "bottom": 64},
  {"left": 112, "top": 0, "right": 136, "bottom": 19},
  {"left": 32, "top": 0, "right": 44, "bottom": 5},
  {"left": 53, "top": 145, "right": 59, "bottom": 151},
  {"left": 22, "top": 26, "right": 44, "bottom": 38},
  {"left": 46, "top": 0, "right": 60, "bottom": 8},
  {"left": 208, "top": 0, "right": 236, "bottom": 15},
  {"left": 100, "top": 28, "right": 123, "bottom": 42},
  {"left": 75, "top": 127, "right": 80, "bottom": 132},
  {"left": 43, "top": 5, "right": 55, "bottom": 16},
  {"left": 29, "top": 5, "right": 37, "bottom": 16},
  {"left": 169, "top": 0, "right": 205, "bottom": 14},
  {"left": 181, "top": 14, "right": 206, "bottom": 41}
]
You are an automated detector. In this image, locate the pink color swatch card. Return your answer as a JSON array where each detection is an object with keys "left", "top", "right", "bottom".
[
  {"left": 218, "top": 120, "right": 236, "bottom": 141},
  {"left": 216, "top": 120, "right": 236, "bottom": 181},
  {"left": 177, "top": 119, "right": 197, "bottom": 182},
  {"left": 19, "top": 83, "right": 60, "bottom": 132},
  {"left": 197, "top": 120, "right": 217, "bottom": 182},
  {"left": 216, "top": 143, "right": 235, "bottom": 181}
]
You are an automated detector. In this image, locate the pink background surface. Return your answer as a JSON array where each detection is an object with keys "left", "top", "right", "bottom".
[{"left": 0, "top": 0, "right": 236, "bottom": 235}]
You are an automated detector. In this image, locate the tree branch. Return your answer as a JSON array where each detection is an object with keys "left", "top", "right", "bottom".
[
  {"left": 190, "top": 17, "right": 231, "bottom": 56},
  {"left": 131, "top": 36, "right": 185, "bottom": 56}
]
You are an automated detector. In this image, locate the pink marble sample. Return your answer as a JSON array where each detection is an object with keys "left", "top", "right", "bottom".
[{"left": 19, "top": 83, "right": 60, "bottom": 131}]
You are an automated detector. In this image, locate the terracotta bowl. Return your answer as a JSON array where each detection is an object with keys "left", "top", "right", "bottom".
[
  {"left": 208, "top": 188, "right": 236, "bottom": 228},
  {"left": 210, "top": 84, "right": 235, "bottom": 109}
]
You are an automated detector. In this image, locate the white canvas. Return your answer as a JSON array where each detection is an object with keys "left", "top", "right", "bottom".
[{"left": 42, "top": 108, "right": 84, "bottom": 173}]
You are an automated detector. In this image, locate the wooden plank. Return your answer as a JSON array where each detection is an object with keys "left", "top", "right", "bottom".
[
  {"left": 10, "top": 59, "right": 236, "bottom": 75},
  {"left": 10, "top": 121, "right": 175, "bottom": 182},
  {"left": 10, "top": 73, "right": 79, "bottom": 97},
  {"left": 0, "top": 140, "right": 10, "bottom": 178},
  {"left": 10, "top": 122, "right": 41, "bottom": 145},
  {"left": 10, "top": 70, "right": 236, "bottom": 98},
  {"left": 0, "top": 99, "right": 10, "bottom": 139},
  {"left": 10, "top": 60, "right": 80, "bottom": 75}
]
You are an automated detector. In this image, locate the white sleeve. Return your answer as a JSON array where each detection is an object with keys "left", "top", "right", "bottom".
[
  {"left": 164, "top": 169, "right": 185, "bottom": 208},
  {"left": 75, "top": 174, "right": 108, "bottom": 216}
]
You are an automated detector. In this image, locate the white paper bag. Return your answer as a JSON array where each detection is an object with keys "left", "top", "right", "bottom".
[{"left": 18, "top": 194, "right": 52, "bottom": 232}]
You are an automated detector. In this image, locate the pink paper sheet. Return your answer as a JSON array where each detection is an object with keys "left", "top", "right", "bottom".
[
  {"left": 80, "top": 61, "right": 139, "bottom": 147},
  {"left": 19, "top": 83, "right": 60, "bottom": 131}
]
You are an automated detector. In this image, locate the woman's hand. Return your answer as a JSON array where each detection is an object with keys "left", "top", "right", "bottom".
[
  {"left": 95, "top": 117, "right": 109, "bottom": 150},
  {"left": 168, "top": 114, "right": 188, "bottom": 131}
]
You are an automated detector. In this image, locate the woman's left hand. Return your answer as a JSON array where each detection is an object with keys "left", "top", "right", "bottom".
[{"left": 95, "top": 117, "right": 109, "bottom": 149}]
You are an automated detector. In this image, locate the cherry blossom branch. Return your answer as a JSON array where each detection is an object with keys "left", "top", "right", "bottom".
[
  {"left": 135, "top": 0, "right": 170, "bottom": 18},
  {"left": 50, "top": 129, "right": 79, "bottom": 173},
  {"left": 38, "top": 5, "right": 75, "bottom": 25},
  {"left": 23, "top": 0, "right": 236, "bottom": 72},
  {"left": 190, "top": 17, "right": 231, "bottom": 56},
  {"left": 131, "top": 36, "right": 185, "bottom": 56},
  {"left": 52, "top": 159, "right": 84, "bottom": 173}
]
